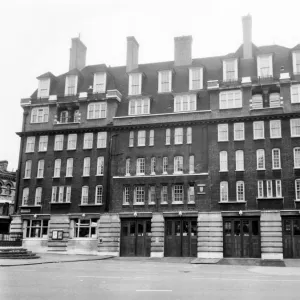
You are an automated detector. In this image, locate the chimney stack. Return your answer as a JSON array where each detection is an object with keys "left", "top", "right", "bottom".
[
  {"left": 69, "top": 37, "right": 87, "bottom": 70},
  {"left": 126, "top": 36, "right": 139, "bottom": 73},
  {"left": 0, "top": 160, "right": 8, "bottom": 171},
  {"left": 242, "top": 14, "right": 252, "bottom": 59},
  {"left": 174, "top": 36, "right": 192, "bottom": 66}
]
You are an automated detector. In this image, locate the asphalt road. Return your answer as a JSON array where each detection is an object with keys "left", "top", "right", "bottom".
[{"left": 1, "top": 258, "right": 300, "bottom": 300}]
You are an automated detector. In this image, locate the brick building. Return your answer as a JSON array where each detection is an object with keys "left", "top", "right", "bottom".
[
  {"left": 11, "top": 15, "right": 300, "bottom": 259},
  {"left": 0, "top": 161, "right": 16, "bottom": 233}
]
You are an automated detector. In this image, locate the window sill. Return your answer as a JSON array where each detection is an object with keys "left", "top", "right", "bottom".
[
  {"left": 65, "top": 176, "right": 73, "bottom": 178},
  {"left": 23, "top": 238, "right": 48, "bottom": 240},
  {"left": 82, "top": 175, "right": 90, "bottom": 177},
  {"left": 25, "top": 152, "right": 34, "bottom": 154},
  {"left": 23, "top": 177, "right": 31, "bottom": 180},
  {"left": 38, "top": 150, "right": 47, "bottom": 153},
  {"left": 172, "top": 201, "right": 184, "bottom": 205},
  {"left": 96, "top": 174, "right": 104, "bottom": 177},
  {"left": 136, "top": 173, "right": 145, "bottom": 176},
  {"left": 36, "top": 177, "right": 44, "bottom": 179},
  {"left": 188, "top": 201, "right": 195, "bottom": 204},
  {"left": 83, "top": 148, "right": 93, "bottom": 150},
  {"left": 150, "top": 173, "right": 156, "bottom": 176},
  {"left": 235, "top": 170, "right": 244, "bottom": 172},
  {"left": 52, "top": 177, "right": 60, "bottom": 179},
  {"left": 270, "top": 137, "right": 282, "bottom": 139},
  {"left": 234, "top": 139, "right": 245, "bottom": 142},
  {"left": 79, "top": 204, "right": 102, "bottom": 206},
  {"left": 137, "top": 145, "right": 146, "bottom": 147},
  {"left": 256, "top": 197, "right": 283, "bottom": 200},
  {"left": 291, "top": 136, "right": 300, "bottom": 138},
  {"left": 122, "top": 203, "right": 130, "bottom": 206},
  {"left": 125, "top": 174, "right": 131, "bottom": 177},
  {"left": 272, "top": 168, "right": 282, "bottom": 171},
  {"left": 86, "top": 118, "right": 106, "bottom": 120},
  {"left": 133, "top": 203, "right": 145, "bottom": 206},
  {"left": 294, "top": 200, "right": 300, "bottom": 202},
  {"left": 173, "top": 172, "right": 183, "bottom": 175},
  {"left": 174, "top": 143, "right": 183, "bottom": 145},
  {"left": 219, "top": 107, "right": 242, "bottom": 111},
  {"left": 218, "top": 201, "right": 247, "bottom": 204},
  {"left": 219, "top": 170, "right": 228, "bottom": 173},
  {"left": 189, "top": 172, "right": 195, "bottom": 174},
  {"left": 50, "top": 202, "right": 71, "bottom": 204},
  {"left": 160, "top": 201, "right": 168, "bottom": 205},
  {"left": 162, "top": 172, "right": 168, "bottom": 175},
  {"left": 256, "top": 169, "right": 266, "bottom": 171},
  {"left": 67, "top": 148, "right": 76, "bottom": 151},
  {"left": 253, "top": 138, "right": 265, "bottom": 141},
  {"left": 148, "top": 202, "right": 156, "bottom": 205},
  {"left": 71, "top": 237, "right": 97, "bottom": 240},
  {"left": 218, "top": 140, "right": 229, "bottom": 142},
  {"left": 20, "top": 205, "right": 42, "bottom": 208},
  {"left": 54, "top": 150, "right": 63, "bottom": 152}
]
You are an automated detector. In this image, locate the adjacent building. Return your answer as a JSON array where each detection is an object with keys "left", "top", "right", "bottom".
[
  {"left": 0, "top": 161, "right": 16, "bottom": 233},
  {"left": 11, "top": 15, "right": 300, "bottom": 259}
]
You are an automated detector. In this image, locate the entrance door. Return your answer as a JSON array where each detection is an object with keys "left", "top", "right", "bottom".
[
  {"left": 165, "top": 218, "right": 197, "bottom": 257},
  {"left": 283, "top": 218, "right": 300, "bottom": 258},
  {"left": 223, "top": 218, "right": 260, "bottom": 258},
  {"left": 120, "top": 219, "right": 151, "bottom": 257}
]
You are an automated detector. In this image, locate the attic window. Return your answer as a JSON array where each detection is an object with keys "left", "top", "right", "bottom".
[
  {"left": 257, "top": 55, "right": 273, "bottom": 78},
  {"left": 158, "top": 70, "right": 172, "bottom": 93},
  {"left": 189, "top": 68, "right": 203, "bottom": 90},
  {"left": 93, "top": 72, "right": 106, "bottom": 93},
  {"left": 37, "top": 78, "right": 50, "bottom": 98},
  {"left": 223, "top": 59, "right": 238, "bottom": 81},
  {"left": 65, "top": 75, "right": 78, "bottom": 96},
  {"left": 292, "top": 52, "right": 300, "bottom": 75},
  {"left": 129, "top": 73, "right": 142, "bottom": 96}
]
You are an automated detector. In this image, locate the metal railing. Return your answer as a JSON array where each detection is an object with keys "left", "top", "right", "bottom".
[{"left": 0, "top": 233, "right": 23, "bottom": 247}]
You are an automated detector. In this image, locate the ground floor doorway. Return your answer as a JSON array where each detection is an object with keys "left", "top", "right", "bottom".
[
  {"left": 120, "top": 219, "right": 151, "bottom": 257},
  {"left": 223, "top": 217, "right": 260, "bottom": 258},
  {"left": 282, "top": 217, "right": 300, "bottom": 258},
  {"left": 165, "top": 218, "right": 197, "bottom": 257}
]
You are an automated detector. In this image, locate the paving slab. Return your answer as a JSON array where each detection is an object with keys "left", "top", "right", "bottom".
[
  {"left": 0, "top": 254, "right": 113, "bottom": 267},
  {"left": 190, "top": 258, "right": 221, "bottom": 264},
  {"left": 218, "top": 258, "right": 285, "bottom": 267}
]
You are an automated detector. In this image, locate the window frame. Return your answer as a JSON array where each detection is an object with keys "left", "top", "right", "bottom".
[
  {"left": 270, "top": 120, "right": 282, "bottom": 139},
  {"left": 220, "top": 181, "right": 228, "bottom": 202},
  {"left": 73, "top": 218, "right": 98, "bottom": 238},
  {"left": 125, "top": 158, "right": 131, "bottom": 176},
  {"left": 22, "top": 188, "right": 29, "bottom": 206},
  {"left": 134, "top": 186, "right": 145, "bottom": 204},
  {"left": 165, "top": 129, "right": 171, "bottom": 145},
  {"left": 294, "top": 147, "right": 300, "bottom": 168},
  {"left": 25, "top": 137, "right": 35, "bottom": 153},
  {"left": 223, "top": 58, "right": 238, "bottom": 81},
  {"left": 136, "top": 158, "right": 145, "bottom": 175},
  {"left": 158, "top": 70, "right": 172, "bottom": 93},
  {"left": 30, "top": 107, "right": 49, "bottom": 124},
  {"left": 97, "top": 132, "right": 107, "bottom": 148},
  {"left": 174, "top": 128, "right": 183, "bottom": 145},
  {"left": 291, "top": 119, "right": 300, "bottom": 137},
  {"left": 96, "top": 156, "right": 104, "bottom": 176},
  {"left": 24, "top": 219, "right": 49, "bottom": 238},
  {"left": 296, "top": 179, "right": 300, "bottom": 200},
  {"left": 149, "top": 130, "right": 154, "bottom": 146},
  {"left": 256, "top": 149, "right": 265, "bottom": 170},
  {"left": 187, "top": 127, "right": 192, "bottom": 144},
  {"left": 95, "top": 185, "right": 103, "bottom": 204},
  {"left": 189, "top": 155, "right": 194, "bottom": 174},
  {"left": 67, "top": 134, "right": 77, "bottom": 150},
  {"left": 174, "top": 156, "right": 183, "bottom": 174},
  {"left": 93, "top": 72, "right": 107, "bottom": 93},
  {"left": 292, "top": 52, "right": 300, "bottom": 75},
  {"left": 83, "top": 157, "right": 91, "bottom": 177},
  {"left": 24, "top": 160, "right": 32, "bottom": 179},
  {"left": 81, "top": 186, "right": 89, "bottom": 205},
  {"left": 150, "top": 157, "right": 156, "bottom": 175},
  {"left": 172, "top": 184, "right": 184, "bottom": 203},
  {"left": 128, "top": 98, "right": 150, "bottom": 115},
  {"left": 66, "top": 158, "right": 73, "bottom": 177},
  {"left": 236, "top": 181, "right": 245, "bottom": 202},
  {"left": 189, "top": 67, "right": 203, "bottom": 90},
  {"left": 174, "top": 94, "right": 197, "bottom": 112},
  {"left": 38, "top": 136, "right": 48, "bottom": 152},
  {"left": 253, "top": 121, "right": 265, "bottom": 140},
  {"left": 128, "top": 73, "right": 142, "bottom": 96},
  {"left": 219, "top": 151, "right": 228, "bottom": 172},
  {"left": 53, "top": 159, "right": 61, "bottom": 178},
  {"left": 87, "top": 102, "right": 107, "bottom": 119},
  {"left": 64, "top": 75, "right": 78, "bottom": 96},
  {"left": 148, "top": 185, "right": 156, "bottom": 204},
  {"left": 257, "top": 180, "right": 264, "bottom": 198},
  {"left": 235, "top": 150, "right": 244, "bottom": 171},
  {"left": 234, "top": 123, "right": 245, "bottom": 141},
  {"left": 123, "top": 186, "right": 130, "bottom": 204},
  {"left": 54, "top": 135, "right": 64, "bottom": 151},
  {"left": 137, "top": 130, "right": 146, "bottom": 147},
  {"left": 83, "top": 133, "right": 93, "bottom": 149},
  {"left": 37, "top": 78, "right": 50, "bottom": 98},
  {"left": 218, "top": 124, "right": 229, "bottom": 142},
  {"left": 129, "top": 131, "right": 134, "bottom": 147},
  {"left": 272, "top": 148, "right": 281, "bottom": 169},
  {"left": 257, "top": 54, "right": 273, "bottom": 78},
  {"left": 37, "top": 159, "right": 44, "bottom": 178},
  {"left": 275, "top": 180, "right": 282, "bottom": 198},
  {"left": 35, "top": 187, "right": 42, "bottom": 206},
  {"left": 219, "top": 90, "right": 242, "bottom": 109},
  {"left": 188, "top": 184, "right": 195, "bottom": 203}
]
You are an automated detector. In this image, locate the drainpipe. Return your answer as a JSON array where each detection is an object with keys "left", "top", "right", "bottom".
[{"left": 14, "top": 111, "right": 27, "bottom": 214}]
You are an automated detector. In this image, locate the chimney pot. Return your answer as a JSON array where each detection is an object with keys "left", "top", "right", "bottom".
[
  {"left": 242, "top": 14, "right": 252, "bottom": 59},
  {"left": 126, "top": 36, "right": 139, "bottom": 73},
  {"left": 174, "top": 35, "right": 193, "bottom": 66},
  {"left": 69, "top": 38, "right": 87, "bottom": 70}
]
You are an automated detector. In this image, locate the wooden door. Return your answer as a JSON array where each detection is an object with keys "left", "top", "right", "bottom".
[{"left": 283, "top": 218, "right": 300, "bottom": 258}]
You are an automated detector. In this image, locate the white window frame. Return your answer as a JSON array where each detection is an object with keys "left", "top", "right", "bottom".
[
  {"left": 128, "top": 98, "right": 150, "bottom": 115},
  {"left": 189, "top": 67, "right": 203, "bottom": 90},
  {"left": 219, "top": 151, "right": 228, "bottom": 172},
  {"left": 26, "top": 137, "right": 35, "bottom": 153},
  {"left": 270, "top": 120, "right": 281, "bottom": 139},
  {"left": 31, "top": 107, "right": 49, "bottom": 124},
  {"left": 66, "top": 186, "right": 71, "bottom": 203},
  {"left": 83, "top": 157, "right": 91, "bottom": 177},
  {"left": 257, "top": 180, "right": 264, "bottom": 198},
  {"left": 22, "top": 188, "right": 29, "bottom": 206},
  {"left": 161, "top": 185, "right": 168, "bottom": 203},
  {"left": 83, "top": 133, "right": 93, "bottom": 149},
  {"left": 256, "top": 149, "right": 265, "bottom": 170},
  {"left": 235, "top": 150, "right": 244, "bottom": 171},
  {"left": 150, "top": 157, "right": 156, "bottom": 175},
  {"left": 223, "top": 59, "right": 238, "bottom": 81},
  {"left": 97, "top": 132, "right": 107, "bottom": 148},
  {"left": 275, "top": 180, "right": 282, "bottom": 198},
  {"left": 187, "top": 127, "right": 192, "bottom": 144},
  {"left": 291, "top": 84, "right": 300, "bottom": 104},
  {"left": 174, "top": 128, "right": 183, "bottom": 145},
  {"left": 81, "top": 186, "right": 89, "bottom": 205},
  {"left": 93, "top": 72, "right": 107, "bottom": 93},
  {"left": 188, "top": 185, "right": 195, "bottom": 203},
  {"left": 37, "top": 78, "right": 50, "bottom": 98},
  {"left": 219, "top": 90, "right": 242, "bottom": 109},
  {"left": 58, "top": 186, "right": 64, "bottom": 203},
  {"left": 123, "top": 186, "right": 130, "bottom": 204},
  {"left": 296, "top": 179, "right": 300, "bottom": 200},
  {"left": 148, "top": 186, "right": 156, "bottom": 204},
  {"left": 294, "top": 147, "right": 300, "bottom": 168},
  {"left": 136, "top": 158, "right": 145, "bottom": 175},
  {"left": 35, "top": 187, "right": 42, "bottom": 206},
  {"left": 87, "top": 102, "right": 107, "bottom": 119},
  {"left": 257, "top": 54, "right": 273, "bottom": 78},
  {"left": 95, "top": 185, "right": 103, "bottom": 204},
  {"left": 54, "top": 135, "right": 64, "bottom": 151},
  {"left": 24, "top": 160, "right": 32, "bottom": 179},
  {"left": 66, "top": 158, "right": 73, "bottom": 177},
  {"left": 174, "top": 94, "right": 197, "bottom": 112},
  {"left": 38, "top": 136, "right": 48, "bottom": 152},
  {"left": 189, "top": 155, "right": 194, "bottom": 174},
  {"left": 64, "top": 75, "right": 78, "bottom": 96},
  {"left": 125, "top": 158, "right": 130, "bottom": 176},
  {"left": 97, "top": 156, "right": 104, "bottom": 176},
  {"left": 292, "top": 52, "right": 300, "bottom": 75},
  {"left": 53, "top": 159, "right": 61, "bottom": 178},
  {"left": 253, "top": 121, "right": 265, "bottom": 140},
  {"left": 236, "top": 181, "right": 245, "bottom": 202},
  {"left": 134, "top": 186, "right": 145, "bottom": 204},
  {"left": 174, "top": 156, "right": 183, "bottom": 174},
  {"left": 220, "top": 181, "right": 228, "bottom": 202},
  {"left": 163, "top": 157, "right": 168, "bottom": 174},
  {"left": 128, "top": 73, "right": 142, "bottom": 95},
  {"left": 137, "top": 130, "right": 146, "bottom": 146},
  {"left": 218, "top": 124, "right": 228, "bottom": 142},
  {"left": 234, "top": 123, "right": 244, "bottom": 141},
  {"left": 129, "top": 131, "right": 134, "bottom": 147},
  {"left": 51, "top": 186, "right": 57, "bottom": 203},
  {"left": 272, "top": 148, "right": 281, "bottom": 169},
  {"left": 291, "top": 119, "right": 300, "bottom": 137},
  {"left": 67, "top": 134, "right": 77, "bottom": 150},
  {"left": 165, "top": 129, "right": 171, "bottom": 145},
  {"left": 37, "top": 160, "right": 44, "bottom": 178},
  {"left": 172, "top": 184, "right": 184, "bottom": 203},
  {"left": 266, "top": 180, "right": 273, "bottom": 198},
  {"left": 149, "top": 130, "right": 154, "bottom": 146},
  {"left": 158, "top": 70, "right": 172, "bottom": 93}
]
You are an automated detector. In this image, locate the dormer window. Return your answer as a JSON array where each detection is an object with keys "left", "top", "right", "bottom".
[
  {"left": 189, "top": 68, "right": 203, "bottom": 90},
  {"left": 38, "top": 78, "right": 50, "bottom": 98},
  {"left": 292, "top": 52, "right": 300, "bottom": 75},
  {"left": 65, "top": 75, "right": 78, "bottom": 96},
  {"left": 129, "top": 73, "right": 142, "bottom": 95},
  {"left": 93, "top": 72, "right": 106, "bottom": 93},
  {"left": 257, "top": 55, "right": 273, "bottom": 78},
  {"left": 158, "top": 70, "right": 172, "bottom": 93},
  {"left": 174, "top": 94, "right": 196, "bottom": 112},
  {"left": 128, "top": 98, "right": 150, "bottom": 115},
  {"left": 223, "top": 59, "right": 238, "bottom": 81}
]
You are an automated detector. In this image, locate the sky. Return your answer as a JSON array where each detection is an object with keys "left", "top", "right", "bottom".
[{"left": 1, "top": 0, "right": 300, "bottom": 171}]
